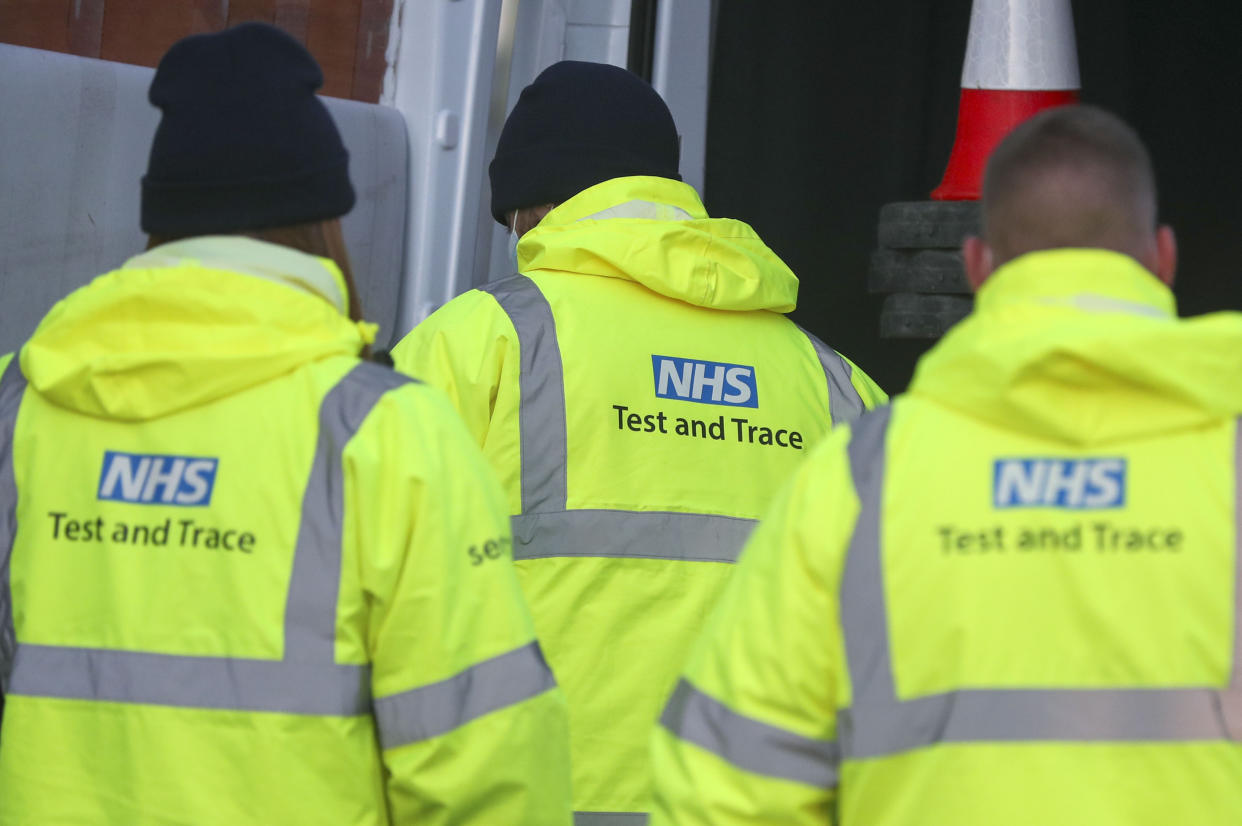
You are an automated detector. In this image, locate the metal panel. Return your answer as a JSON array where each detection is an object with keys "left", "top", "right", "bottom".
[
  {"left": 563, "top": 22, "right": 629, "bottom": 65},
  {"left": 475, "top": 0, "right": 715, "bottom": 284},
  {"left": 381, "top": 0, "right": 503, "bottom": 334},
  {"left": 652, "top": 0, "right": 712, "bottom": 197},
  {"left": 479, "top": 0, "right": 638, "bottom": 286},
  {"left": 0, "top": 43, "right": 409, "bottom": 353},
  {"left": 567, "top": 0, "right": 630, "bottom": 27},
  {"left": 479, "top": 0, "right": 570, "bottom": 286}
]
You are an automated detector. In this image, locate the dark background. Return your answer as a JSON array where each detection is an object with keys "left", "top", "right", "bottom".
[{"left": 704, "top": 0, "right": 1242, "bottom": 393}]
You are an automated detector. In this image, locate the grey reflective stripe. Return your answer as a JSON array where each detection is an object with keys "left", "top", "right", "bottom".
[
  {"left": 581, "top": 199, "right": 695, "bottom": 222},
  {"left": 510, "top": 509, "right": 755, "bottom": 563},
  {"left": 374, "top": 641, "right": 555, "bottom": 749},
  {"left": 660, "top": 678, "right": 840, "bottom": 788},
  {"left": 7, "top": 363, "right": 410, "bottom": 715},
  {"left": 482, "top": 275, "right": 568, "bottom": 513},
  {"left": 285, "top": 364, "right": 412, "bottom": 660},
  {"left": 1234, "top": 416, "right": 1242, "bottom": 686},
  {"left": 838, "top": 406, "right": 1242, "bottom": 758},
  {"left": 574, "top": 812, "right": 648, "bottom": 825},
  {"left": 800, "top": 328, "right": 865, "bottom": 426},
  {"left": 9, "top": 644, "right": 369, "bottom": 715},
  {"left": 484, "top": 275, "right": 757, "bottom": 563},
  {"left": 0, "top": 357, "right": 26, "bottom": 694},
  {"left": 842, "top": 686, "right": 1230, "bottom": 758},
  {"left": 1221, "top": 418, "right": 1242, "bottom": 737},
  {"left": 839, "top": 407, "right": 896, "bottom": 705}
]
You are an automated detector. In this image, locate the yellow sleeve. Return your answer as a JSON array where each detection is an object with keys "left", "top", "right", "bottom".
[
  {"left": 842, "top": 355, "right": 888, "bottom": 410},
  {"left": 345, "top": 381, "right": 572, "bottom": 825},
  {"left": 0, "top": 352, "right": 11, "bottom": 720},
  {"left": 389, "top": 291, "right": 519, "bottom": 451},
  {"left": 649, "top": 426, "right": 860, "bottom": 826}
]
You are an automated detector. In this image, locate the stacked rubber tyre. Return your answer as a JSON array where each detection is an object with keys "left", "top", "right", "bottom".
[{"left": 869, "top": 201, "right": 980, "bottom": 338}]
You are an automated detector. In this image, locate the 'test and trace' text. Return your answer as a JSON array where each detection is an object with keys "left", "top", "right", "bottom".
[
  {"left": 612, "top": 404, "right": 803, "bottom": 449},
  {"left": 48, "top": 511, "right": 256, "bottom": 553}
]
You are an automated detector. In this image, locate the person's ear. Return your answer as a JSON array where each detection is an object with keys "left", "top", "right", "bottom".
[
  {"left": 1154, "top": 224, "right": 1177, "bottom": 286},
  {"left": 962, "top": 235, "right": 994, "bottom": 292}
]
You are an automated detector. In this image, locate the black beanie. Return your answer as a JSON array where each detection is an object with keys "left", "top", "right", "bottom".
[
  {"left": 489, "top": 61, "right": 681, "bottom": 225},
  {"left": 141, "top": 22, "right": 355, "bottom": 235}
]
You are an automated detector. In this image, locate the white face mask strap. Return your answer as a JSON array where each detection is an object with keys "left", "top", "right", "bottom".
[{"left": 508, "top": 214, "right": 521, "bottom": 273}]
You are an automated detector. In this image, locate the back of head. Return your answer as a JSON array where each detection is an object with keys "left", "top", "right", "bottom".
[
  {"left": 488, "top": 60, "right": 681, "bottom": 225},
  {"left": 982, "top": 105, "right": 1158, "bottom": 266},
  {"left": 142, "top": 22, "right": 355, "bottom": 237}
]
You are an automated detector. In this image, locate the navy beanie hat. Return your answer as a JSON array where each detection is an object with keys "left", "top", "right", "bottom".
[
  {"left": 489, "top": 61, "right": 680, "bottom": 225},
  {"left": 141, "top": 22, "right": 355, "bottom": 235}
]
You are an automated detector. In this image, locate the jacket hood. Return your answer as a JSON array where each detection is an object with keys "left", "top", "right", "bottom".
[
  {"left": 909, "top": 249, "right": 1242, "bottom": 446},
  {"left": 21, "top": 236, "right": 376, "bottom": 421},
  {"left": 517, "top": 176, "right": 799, "bottom": 312}
]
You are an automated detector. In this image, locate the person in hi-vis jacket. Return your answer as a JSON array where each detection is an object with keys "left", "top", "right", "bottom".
[
  {"left": 0, "top": 23, "right": 571, "bottom": 826},
  {"left": 392, "top": 60, "right": 886, "bottom": 824},
  {"left": 651, "top": 105, "right": 1242, "bottom": 826}
]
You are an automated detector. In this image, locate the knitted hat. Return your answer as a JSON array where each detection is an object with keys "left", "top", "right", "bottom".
[
  {"left": 141, "top": 22, "right": 355, "bottom": 235},
  {"left": 489, "top": 61, "right": 681, "bottom": 225}
]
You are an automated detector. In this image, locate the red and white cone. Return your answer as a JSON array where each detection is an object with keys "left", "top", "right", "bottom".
[{"left": 931, "top": 0, "right": 1081, "bottom": 201}]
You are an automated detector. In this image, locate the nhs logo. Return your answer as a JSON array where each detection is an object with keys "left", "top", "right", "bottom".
[
  {"left": 98, "top": 451, "right": 219, "bottom": 506},
  {"left": 653, "top": 355, "right": 758, "bottom": 408},
  {"left": 994, "top": 458, "right": 1126, "bottom": 509}
]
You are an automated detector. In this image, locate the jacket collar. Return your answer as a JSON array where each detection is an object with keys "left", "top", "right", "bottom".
[
  {"left": 127, "top": 235, "right": 351, "bottom": 315},
  {"left": 975, "top": 248, "right": 1175, "bottom": 320}
]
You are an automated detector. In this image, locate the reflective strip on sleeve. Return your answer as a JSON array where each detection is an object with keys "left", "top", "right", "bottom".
[
  {"left": 481, "top": 276, "right": 569, "bottom": 513},
  {"left": 660, "top": 678, "right": 840, "bottom": 788},
  {"left": 510, "top": 509, "right": 756, "bottom": 563},
  {"left": 5, "top": 363, "right": 410, "bottom": 716},
  {"left": 798, "top": 328, "right": 865, "bottom": 426},
  {"left": 573, "top": 812, "right": 649, "bottom": 825},
  {"left": 837, "top": 406, "right": 1242, "bottom": 759},
  {"left": 374, "top": 641, "right": 556, "bottom": 750},
  {"left": 284, "top": 364, "right": 413, "bottom": 661},
  {"left": 0, "top": 357, "right": 26, "bottom": 694}
]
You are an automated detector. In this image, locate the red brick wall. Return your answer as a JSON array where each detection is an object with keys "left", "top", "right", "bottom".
[{"left": 0, "top": 0, "right": 394, "bottom": 102}]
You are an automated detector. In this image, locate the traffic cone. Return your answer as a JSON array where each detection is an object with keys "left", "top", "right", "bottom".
[{"left": 930, "top": 0, "right": 1080, "bottom": 200}]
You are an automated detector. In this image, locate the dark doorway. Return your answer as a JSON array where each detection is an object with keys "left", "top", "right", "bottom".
[{"left": 706, "top": 0, "right": 1242, "bottom": 393}]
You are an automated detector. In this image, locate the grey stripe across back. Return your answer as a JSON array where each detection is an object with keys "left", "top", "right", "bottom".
[
  {"left": 481, "top": 275, "right": 868, "bottom": 562},
  {"left": 3, "top": 363, "right": 408, "bottom": 716},
  {"left": 838, "top": 407, "right": 1242, "bottom": 758},
  {"left": 659, "top": 406, "right": 1242, "bottom": 787}
]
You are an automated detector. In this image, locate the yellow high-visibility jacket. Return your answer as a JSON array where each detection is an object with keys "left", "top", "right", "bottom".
[
  {"left": 392, "top": 176, "right": 885, "bottom": 821},
  {"left": 0, "top": 237, "right": 571, "bottom": 825},
  {"left": 651, "top": 249, "right": 1242, "bottom": 826}
]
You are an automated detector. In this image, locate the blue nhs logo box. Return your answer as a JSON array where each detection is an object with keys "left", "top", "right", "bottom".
[
  {"left": 653, "top": 355, "right": 758, "bottom": 408},
  {"left": 994, "top": 458, "right": 1126, "bottom": 509},
  {"left": 98, "top": 451, "right": 219, "bottom": 506}
]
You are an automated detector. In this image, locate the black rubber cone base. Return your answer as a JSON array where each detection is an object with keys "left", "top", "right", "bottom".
[
  {"left": 869, "top": 249, "right": 970, "bottom": 294},
  {"left": 880, "top": 293, "right": 973, "bottom": 338},
  {"left": 877, "top": 201, "right": 980, "bottom": 249},
  {"left": 872, "top": 200, "right": 980, "bottom": 338}
]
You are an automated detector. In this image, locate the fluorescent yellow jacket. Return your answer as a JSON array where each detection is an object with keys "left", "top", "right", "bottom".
[
  {"left": 651, "top": 249, "right": 1242, "bottom": 826},
  {"left": 392, "top": 176, "right": 885, "bottom": 821},
  {"left": 0, "top": 237, "right": 571, "bottom": 825}
]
